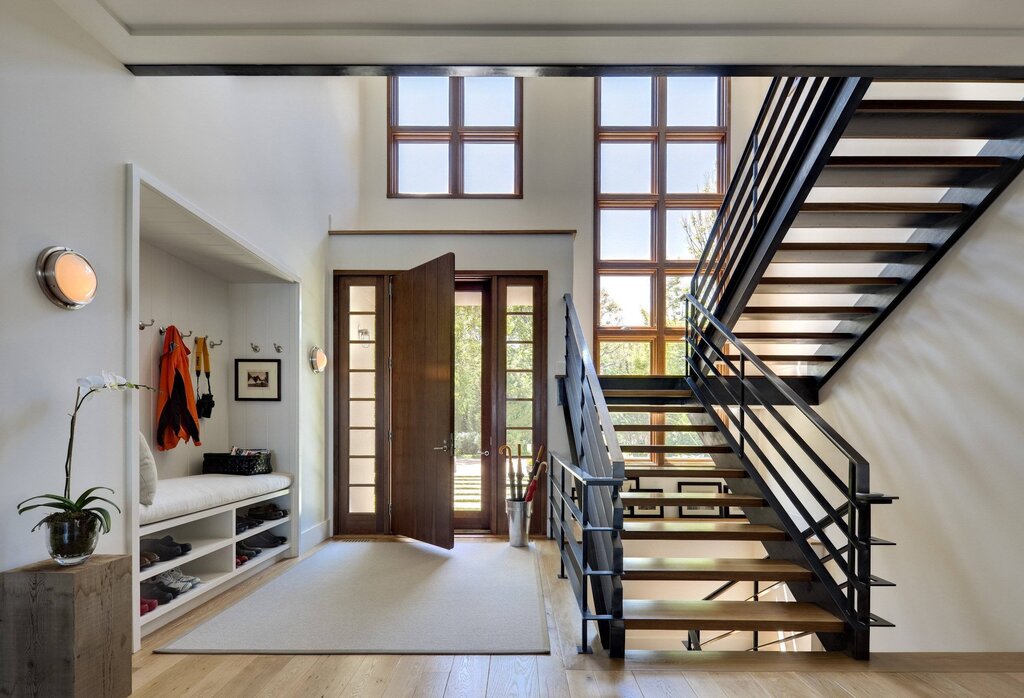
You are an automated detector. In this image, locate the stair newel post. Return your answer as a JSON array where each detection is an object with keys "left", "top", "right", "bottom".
[
  {"left": 739, "top": 354, "right": 746, "bottom": 458},
  {"left": 579, "top": 483, "right": 591, "bottom": 653},
  {"left": 852, "top": 458, "right": 873, "bottom": 658},
  {"left": 557, "top": 461, "right": 566, "bottom": 579}
]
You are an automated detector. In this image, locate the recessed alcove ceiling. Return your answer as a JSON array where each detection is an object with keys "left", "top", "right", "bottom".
[
  {"left": 50, "top": 0, "right": 1024, "bottom": 67},
  {"left": 140, "top": 184, "right": 289, "bottom": 283}
]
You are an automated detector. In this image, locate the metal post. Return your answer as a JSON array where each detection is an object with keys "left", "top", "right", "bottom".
[
  {"left": 752, "top": 580, "right": 760, "bottom": 651},
  {"left": 739, "top": 354, "right": 746, "bottom": 457},
  {"left": 558, "top": 461, "right": 566, "bottom": 579},
  {"left": 579, "top": 484, "right": 591, "bottom": 653}
]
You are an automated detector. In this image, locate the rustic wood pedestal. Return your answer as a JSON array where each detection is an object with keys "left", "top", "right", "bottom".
[{"left": 1, "top": 554, "right": 132, "bottom": 698}]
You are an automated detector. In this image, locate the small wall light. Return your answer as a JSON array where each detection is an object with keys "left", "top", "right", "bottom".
[
  {"left": 309, "top": 346, "right": 328, "bottom": 374},
  {"left": 36, "top": 247, "right": 97, "bottom": 310}
]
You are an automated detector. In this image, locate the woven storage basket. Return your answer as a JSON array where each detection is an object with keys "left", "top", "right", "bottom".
[{"left": 202, "top": 451, "right": 272, "bottom": 476}]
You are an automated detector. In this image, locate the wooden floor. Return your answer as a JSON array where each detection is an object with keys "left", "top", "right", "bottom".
[{"left": 133, "top": 538, "right": 1024, "bottom": 697}]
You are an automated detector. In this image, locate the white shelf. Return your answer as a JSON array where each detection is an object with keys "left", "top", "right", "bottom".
[
  {"left": 232, "top": 542, "right": 290, "bottom": 569},
  {"left": 140, "top": 569, "right": 235, "bottom": 626},
  {"left": 139, "top": 488, "right": 291, "bottom": 537},
  {"left": 234, "top": 515, "right": 291, "bottom": 542},
  {"left": 139, "top": 537, "right": 234, "bottom": 581}
]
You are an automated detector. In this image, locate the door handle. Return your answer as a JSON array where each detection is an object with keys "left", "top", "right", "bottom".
[
  {"left": 434, "top": 436, "right": 450, "bottom": 452},
  {"left": 482, "top": 450, "right": 490, "bottom": 457}
]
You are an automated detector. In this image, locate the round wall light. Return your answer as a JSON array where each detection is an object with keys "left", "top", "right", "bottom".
[
  {"left": 36, "top": 247, "right": 97, "bottom": 310},
  {"left": 309, "top": 346, "right": 328, "bottom": 374}
]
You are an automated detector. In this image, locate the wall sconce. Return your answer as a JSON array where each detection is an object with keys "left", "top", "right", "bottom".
[
  {"left": 309, "top": 346, "right": 328, "bottom": 374},
  {"left": 35, "top": 247, "right": 97, "bottom": 309}
]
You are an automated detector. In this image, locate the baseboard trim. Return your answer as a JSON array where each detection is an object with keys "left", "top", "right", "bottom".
[{"left": 300, "top": 520, "right": 330, "bottom": 553}]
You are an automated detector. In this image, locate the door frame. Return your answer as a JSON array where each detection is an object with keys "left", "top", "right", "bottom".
[{"left": 332, "top": 269, "right": 548, "bottom": 537}]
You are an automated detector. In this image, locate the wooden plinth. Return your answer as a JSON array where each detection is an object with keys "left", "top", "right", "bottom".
[{"left": 1, "top": 554, "right": 132, "bottom": 698}]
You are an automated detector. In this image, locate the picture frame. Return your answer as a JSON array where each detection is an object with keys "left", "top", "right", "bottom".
[
  {"left": 722, "top": 485, "right": 747, "bottom": 519},
  {"left": 627, "top": 488, "right": 664, "bottom": 518},
  {"left": 678, "top": 481, "right": 722, "bottom": 518},
  {"left": 235, "top": 359, "right": 282, "bottom": 401},
  {"left": 620, "top": 477, "right": 640, "bottom": 493}
]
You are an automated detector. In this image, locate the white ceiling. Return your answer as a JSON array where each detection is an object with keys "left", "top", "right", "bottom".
[
  {"left": 140, "top": 184, "right": 289, "bottom": 284},
  {"left": 51, "top": 0, "right": 1024, "bottom": 67}
]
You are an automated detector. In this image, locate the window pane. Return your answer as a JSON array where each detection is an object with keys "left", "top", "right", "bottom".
[
  {"left": 349, "top": 400, "right": 375, "bottom": 428},
  {"left": 396, "top": 77, "right": 450, "bottom": 126},
  {"left": 349, "top": 371, "right": 375, "bottom": 399},
  {"left": 349, "top": 429, "right": 375, "bottom": 456},
  {"left": 506, "top": 314, "right": 533, "bottom": 341},
  {"left": 505, "top": 428, "right": 533, "bottom": 456},
  {"left": 666, "top": 142, "right": 719, "bottom": 193},
  {"left": 350, "top": 286, "right": 375, "bottom": 312},
  {"left": 464, "top": 143, "right": 516, "bottom": 194},
  {"left": 665, "top": 275, "right": 692, "bottom": 327},
  {"left": 349, "top": 458, "right": 375, "bottom": 485},
  {"left": 600, "top": 143, "right": 653, "bottom": 194},
  {"left": 506, "top": 285, "right": 534, "bottom": 312},
  {"left": 600, "top": 77, "right": 653, "bottom": 126},
  {"left": 665, "top": 342, "right": 687, "bottom": 375},
  {"left": 349, "top": 342, "right": 375, "bottom": 370},
  {"left": 397, "top": 142, "right": 450, "bottom": 194},
  {"left": 506, "top": 343, "right": 533, "bottom": 370},
  {"left": 349, "top": 486, "right": 375, "bottom": 513},
  {"left": 667, "top": 77, "right": 720, "bottom": 126},
  {"left": 350, "top": 315, "right": 376, "bottom": 342},
  {"left": 599, "top": 275, "right": 652, "bottom": 327},
  {"left": 600, "top": 209, "right": 653, "bottom": 261},
  {"left": 666, "top": 208, "right": 716, "bottom": 261},
  {"left": 507, "top": 371, "right": 533, "bottom": 399},
  {"left": 506, "top": 400, "right": 533, "bottom": 428},
  {"left": 599, "top": 341, "right": 651, "bottom": 375},
  {"left": 464, "top": 77, "right": 516, "bottom": 127}
]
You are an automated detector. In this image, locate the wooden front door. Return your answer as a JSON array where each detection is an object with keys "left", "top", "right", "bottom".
[{"left": 390, "top": 253, "right": 456, "bottom": 549}]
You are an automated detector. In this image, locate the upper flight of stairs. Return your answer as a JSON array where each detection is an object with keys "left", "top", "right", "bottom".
[{"left": 733, "top": 83, "right": 1024, "bottom": 384}]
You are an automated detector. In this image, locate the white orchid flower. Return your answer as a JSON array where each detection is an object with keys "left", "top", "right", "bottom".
[
  {"left": 76, "top": 375, "right": 106, "bottom": 390},
  {"left": 101, "top": 370, "right": 128, "bottom": 390}
]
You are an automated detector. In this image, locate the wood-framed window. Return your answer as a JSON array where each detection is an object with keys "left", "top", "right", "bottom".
[
  {"left": 387, "top": 76, "right": 523, "bottom": 198},
  {"left": 594, "top": 76, "right": 729, "bottom": 465},
  {"left": 594, "top": 76, "right": 729, "bottom": 375}
]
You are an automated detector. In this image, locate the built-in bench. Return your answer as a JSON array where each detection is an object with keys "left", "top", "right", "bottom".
[{"left": 140, "top": 473, "right": 293, "bottom": 526}]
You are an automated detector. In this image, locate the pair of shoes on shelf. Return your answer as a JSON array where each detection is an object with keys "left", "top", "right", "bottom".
[
  {"left": 140, "top": 581, "right": 177, "bottom": 605},
  {"left": 235, "top": 515, "right": 264, "bottom": 533},
  {"left": 140, "top": 551, "right": 160, "bottom": 570},
  {"left": 245, "top": 530, "right": 287, "bottom": 548},
  {"left": 152, "top": 569, "right": 201, "bottom": 594},
  {"left": 235, "top": 555, "right": 248, "bottom": 567},
  {"left": 237, "top": 542, "right": 261, "bottom": 559},
  {"left": 247, "top": 503, "right": 288, "bottom": 521},
  {"left": 141, "top": 535, "right": 193, "bottom": 561},
  {"left": 140, "top": 598, "right": 158, "bottom": 615}
]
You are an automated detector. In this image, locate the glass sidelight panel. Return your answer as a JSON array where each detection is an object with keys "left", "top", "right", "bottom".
[
  {"left": 506, "top": 371, "right": 533, "bottom": 399},
  {"left": 454, "top": 289, "right": 484, "bottom": 513},
  {"left": 349, "top": 372, "right": 375, "bottom": 399},
  {"left": 349, "top": 342, "right": 375, "bottom": 370},
  {"left": 349, "top": 400, "right": 375, "bottom": 428},
  {"left": 350, "top": 285, "right": 376, "bottom": 313},
  {"left": 506, "top": 314, "right": 533, "bottom": 341},
  {"left": 349, "top": 486, "right": 375, "bottom": 513},
  {"left": 350, "top": 315, "right": 376, "bottom": 342},
  {"left": 506, "top": 343, "right": 533, "bottom": 370},
  {"left": 349, "top": 429, "right": 376, "bottom": 456},
  {"left": 349, "top": 458, "right": 376, "bottom": 485}
]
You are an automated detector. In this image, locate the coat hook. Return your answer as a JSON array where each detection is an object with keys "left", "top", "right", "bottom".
[
  {"left": 138, "top": 319, "right": 155, "bottom": 331},
  {"left": 251, "top": 342, "right": 261, "bottom": 353},
  {"left": 180, "top": 329, "right": 193, "bottom": 338},
  {"left": 274, "top": 343, "right": 283, "bottom": 353},
  {"left": 209, "top": 339, "right": 223, "bottom": 348},
  {"left": 159, "top": 326, "right": 167, "bottom": 335}
]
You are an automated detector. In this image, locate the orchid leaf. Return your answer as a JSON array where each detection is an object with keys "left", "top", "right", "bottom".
[
  {"left": 74, "top": 486, "right": 115, "bottom": 509},
  {"left": 17, "top": 501, "right": 74, "bottom": 515},
  {"left": 84, "top": 508, "right": 112, "bottom": 533},
  {"left": 80, "top": 495, "right": 121, "bottom": 514},
  {"left": 17, "top": 494, "right": 76, "bottom": 510}
]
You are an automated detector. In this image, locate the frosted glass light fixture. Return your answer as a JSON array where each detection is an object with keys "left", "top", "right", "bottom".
[
  {"left": 310, "top": 346, "right": 328, "bottom": 374},
  {"left": 35, "top": 247, "right": 97, "bottom": 309}
]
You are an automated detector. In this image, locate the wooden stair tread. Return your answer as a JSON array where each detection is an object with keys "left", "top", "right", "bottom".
[
  {"left": 609, "top": 404, "right": 705, "bottom": 413},
  {"left": 846, "top": 100, "right": 1024, "bottom": 140},
  {"left": 774, "top": 242, "right": 934, "bottom": 263},
  {"left": 621, "top": 445, "right": 731, "bottom": 454},
  {"left": 757, "top": 277, "right": 904, "bottom": 294},
  {"left": 604, "top": 389, "right": 692, "bottom": 398},
  {"left": 622, "top": 557, "right": 813, "bottom": 581},
  {"left": 622, "top": 600, "right": 845, "bottom": 632},
  {"left": 621, "top": 492, "right": 763, "bottom": 507},
  {"left": 741, "top": 306, "right": 878, "bottom": 320},
  {"left": 622, "top": 521, "right": 785, "bottom": 541},
  {"left": 734, "top": 332, "right": 856, "bottom": 344},
  {"left": 612, "top": 424, "right": 717, "bottom": 432},
  {"left": 623, "top": 465, "right": 744, "bottom": 478},
  {"left": 820, "top": 155, "right": 1009, "bottom": 187},
  {"left": 793, "top": 204, "right": 965, "bottom": 230},
  {"left": 732, "top": 354, "right": 836, "bottom": 364}
]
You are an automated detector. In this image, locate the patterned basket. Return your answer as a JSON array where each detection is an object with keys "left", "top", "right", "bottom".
[{"left": 202, "top": 451, "right": 272, "bottom": 476}]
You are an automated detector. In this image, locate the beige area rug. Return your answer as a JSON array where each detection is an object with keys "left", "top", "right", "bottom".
[{"left": 159, "top": 539, "right": 549, "bottom": 654}]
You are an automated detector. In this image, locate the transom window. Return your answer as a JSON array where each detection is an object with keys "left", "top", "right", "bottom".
[
  {"left": 388, "top": 76, "right": 523, "bottom": 198},
  {"left": 594, "top": 76, "right": 728, "bottom": 376}
]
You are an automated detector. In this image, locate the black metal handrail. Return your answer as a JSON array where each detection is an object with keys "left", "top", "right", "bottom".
[
  {"left": 552, "top": 294, "right": 625, "bottom": 657},
  {"left": 685, "top": 292, "right": 895, "bottom": 656},
  {"left": 692, "top": 76, "right": 871, "bottom": 324}
]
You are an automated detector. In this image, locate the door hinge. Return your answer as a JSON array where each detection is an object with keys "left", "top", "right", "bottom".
[
  {"left": 388, "top": 280, "right": 393, "bottom": 298},
  {"left": 388, "top": 430, "right": 393, "bottom": 443},
  {"left": 388, "top": 356, "right": 393, "bottom": 371}
]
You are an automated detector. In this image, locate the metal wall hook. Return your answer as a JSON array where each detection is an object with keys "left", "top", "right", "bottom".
[
  {"left": 250, "top": 342, "right": 261, "bottom": 353},
  {"left": 180, "top": 329, "right": 193, "bottom": 338},
  {"left": 138, "top": 319, "right": 155, "bottom": 331},
  {"left": 273, "top": 343, "right": 284, "bottom": 353},
  {"left": 209, "top": 339, "right": 223, "bottom": 348},
  {"left": 159, "top": 326, "right": 167, "bottom": 335}
]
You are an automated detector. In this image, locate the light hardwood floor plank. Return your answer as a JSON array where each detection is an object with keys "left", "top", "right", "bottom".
[
  {"left": 443, "top": 656, "right": 490, "bottom": 698},
  {"left": 384, "top": 656, "right": 455, "bottom": 698},
  {"left": 565, "top": 670, "right": 644, "bottom": 698},
  {"left": 536, "top": 655, "right": 571, "bottom": 698},
  {"left": 347, "top": 655, "right": 403, "bottom": 698},
  {"left": 632, "top": 671, "right": 697, "bottom": 698},
  {"left": 486, "top": 656, "right": 539, "bottom": 697},
  {"left": 792, "top": 672, "right": 856, "bottom": 697}
]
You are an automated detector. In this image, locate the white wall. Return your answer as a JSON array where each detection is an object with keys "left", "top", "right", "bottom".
[
  {"left": 139, "top": 242, "right": 232, "bottom": 478},
  {"left": 327, "top": 234, "right": 574, "bottom": 464},
  {"left": 0, "top": 0, "right": 359, "bottom": 570}
]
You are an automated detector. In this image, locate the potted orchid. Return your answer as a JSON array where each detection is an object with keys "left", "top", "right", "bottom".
[{"left": 17, "top": 372, "right": 153, "bottom": 566}]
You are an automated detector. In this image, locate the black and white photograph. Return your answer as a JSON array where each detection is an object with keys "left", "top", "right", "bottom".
[{"left": 235, "top": 359, "right": 281, "bottom": 401}]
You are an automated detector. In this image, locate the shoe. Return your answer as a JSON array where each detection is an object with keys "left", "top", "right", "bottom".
[
  {"left": 140, "top": 583, "right": 174, "bottom": 605},
  {"left": 153, "top": 573, "right": 192, "bottom": 595},
  {"left": 235, "top": 555, "right": 248, "bottom": 567},
  {"left": 246, "top": 531, "right": 287, "bottom": 548},
  {"left": 236, "top": 521, "right": 249, "bottom": 534},
  {"left": 166, "top": 568, "right": 200, "bottom": 587},
  {"left": 236, "top": 543, "right": 261, "bottom": 558},
  {"left": 237, "top": 516, "right": 264, "bottom": 529},
  {"left": 140, "top": 551, "right": 159, "bottom": 570},
  {"left": 160, "top": 535, "right": 192, "bottom": 554},
  {"left": 140, "top": 538, "right": 182, "bottom": 561},
  {"left": 247, "top": 503, "right": 289, "bottom": 520}
]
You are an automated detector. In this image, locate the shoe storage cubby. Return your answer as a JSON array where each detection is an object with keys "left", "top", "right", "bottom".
[{"left": 138, "top": 488, "right": 295, "bottom": 634}]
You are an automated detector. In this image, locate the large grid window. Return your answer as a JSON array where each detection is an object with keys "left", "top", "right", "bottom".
[
  {"left": 388, "top": 76, "right": 523, "bottom": 198},
  {"left": 594, "top": 76, "right": 728, "bottom": 376}
]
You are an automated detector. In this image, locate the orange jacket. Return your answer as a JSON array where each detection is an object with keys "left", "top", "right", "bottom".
[{"left": 156, "top": 325, "right": 201, "bottom": 450}]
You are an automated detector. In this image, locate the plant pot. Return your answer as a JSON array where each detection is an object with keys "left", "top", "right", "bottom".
[{"left": 45, "top": 514, "right": 101, "bottom": 566}]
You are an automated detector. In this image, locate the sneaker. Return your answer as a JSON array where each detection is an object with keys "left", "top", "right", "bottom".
[
  {"left": 165, "top": 568, "right": 200, "bottom": 587},
  {"left": 153, "top": 572, "right": 193, "bottom": 594}
]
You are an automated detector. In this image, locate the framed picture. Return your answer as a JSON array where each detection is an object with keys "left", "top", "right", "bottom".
[
  {"left": 627, "top": 488, "right": 664, "bottom": 518},
  {"left": 678, "top": 481, "right": 722, "bottom": 518},
  {"left": 235, "top": 359, "right": 282, "bottom": 401},
  {"left": 722, "top": 485, "right": 747, "bottom": 519},
  {"left": 620, "top": 477, "right": 640, "bottom": 493}
]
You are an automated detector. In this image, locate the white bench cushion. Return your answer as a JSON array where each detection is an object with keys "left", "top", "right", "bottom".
[{"left": 140, "top": 473, "right": 293, "bottom": 525}]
